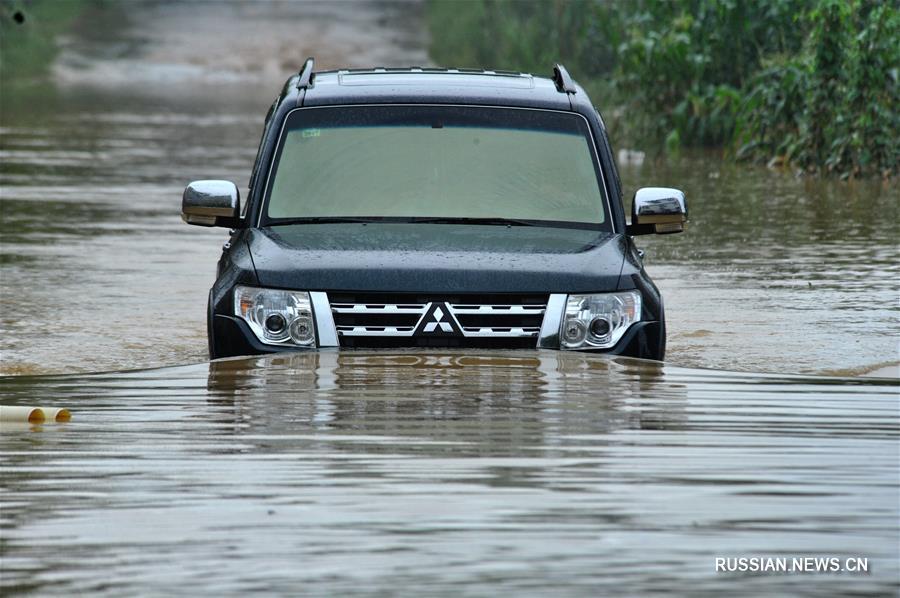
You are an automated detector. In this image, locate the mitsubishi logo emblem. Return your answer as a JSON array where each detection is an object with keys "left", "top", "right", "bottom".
[
  {"left": 414, "top": 302, "right": 462, "bottom": 336},
  {"left": 423, "top": 306, "right": 453, "bottom": 333}
]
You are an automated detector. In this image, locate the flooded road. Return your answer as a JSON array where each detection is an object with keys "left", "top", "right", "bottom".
[
  {"left": 1, "top": 351, "right": 898, "bottom": 595},
  {"left": 1, "top": 3, "right": 898, "bottom": 595},
  {"left": 0, "top": 0, "right": 897, "bottom": 376},
  {"left": 1, "top": 0, "right": 429, "bottom": 375}
]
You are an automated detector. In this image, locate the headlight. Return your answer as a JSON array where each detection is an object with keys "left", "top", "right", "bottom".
[
  {"left": 560, "top": 291, "right": 641, "bottom": 350},
  {"left": 234, "top": 285, "right": 316, "bottom": 347}
]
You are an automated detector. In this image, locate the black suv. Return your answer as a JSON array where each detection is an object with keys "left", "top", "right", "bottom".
[{"left": 182, "top": 58, "right": 687, "bottom": 360}]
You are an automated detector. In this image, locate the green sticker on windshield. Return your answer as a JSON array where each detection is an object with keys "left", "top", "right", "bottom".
[{"left": 301, "top": 129, "right": 321, "bottom": 138}]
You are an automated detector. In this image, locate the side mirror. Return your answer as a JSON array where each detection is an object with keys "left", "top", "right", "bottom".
[
  {"left": 627, "top": 187, "right": 687, "bottom": 235},
  {"left": 182, "top": 180, "right": 240, "bottom": 227}
]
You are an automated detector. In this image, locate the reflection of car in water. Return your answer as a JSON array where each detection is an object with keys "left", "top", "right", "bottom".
[
  {"left": 182, "top": 58, "right": 687, "bottom": 361},
  {"left": 205, "top": 350, "right": 688, "bottom": 439}
]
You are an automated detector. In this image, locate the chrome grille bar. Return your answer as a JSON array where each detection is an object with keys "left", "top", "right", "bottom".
[
  {"left": 337, "top": 326, "right": 416, "bottom": 337},
  {"left": 447, "top": 304, "right": 545, "bottom": 315},
  {"left": 461, "top": 327, "right": 541, "bottom": 337},
  {"left": 331, "top": 304, "right": 427, "bottom": 314}
]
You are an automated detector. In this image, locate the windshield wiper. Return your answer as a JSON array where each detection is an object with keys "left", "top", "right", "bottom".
[
  {"left": 265, "top": 216, "right": 387, "bottom": 226},
  {"left": 407, "top": 217, "right": 541, "bottom": 226},
  {"left": 265, "top": 216, "right": 543, "bottom": 227}
]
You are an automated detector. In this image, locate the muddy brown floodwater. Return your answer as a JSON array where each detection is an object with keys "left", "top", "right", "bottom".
[
  {"left": 1, "top": 351, "right": 898, "bottom": 595},
  {"left": 0, "top": 1, "right": 898, "bottom": 596},
  {"left": 1, "top": 2, "right": 896, "bottom": 376}
]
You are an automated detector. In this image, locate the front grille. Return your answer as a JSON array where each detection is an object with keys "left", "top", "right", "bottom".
[{"left": 329, "top": 293, "right": 547, "bottom": 348}]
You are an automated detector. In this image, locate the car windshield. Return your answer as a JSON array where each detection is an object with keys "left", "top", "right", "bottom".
[{"left": 263, "top": 105, "right": 609, "bottom": 229}]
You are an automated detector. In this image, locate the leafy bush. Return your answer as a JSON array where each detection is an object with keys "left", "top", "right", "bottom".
[
  {"left": 737, "top": 1, "right": 898, "bottom": 177},
  {"left": 614, "top": 0, "right": 804, "bottom": 149},
  {"left": 426, "top": 0, "right": 897, "bottom": 178}
]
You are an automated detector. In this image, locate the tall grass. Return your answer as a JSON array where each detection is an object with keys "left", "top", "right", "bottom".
[{"left": 427, "top": 0, "right": 898, "bottom": 178}]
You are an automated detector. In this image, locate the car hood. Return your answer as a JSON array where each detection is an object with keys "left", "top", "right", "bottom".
[{"left": 246, "top": 223, "right": 626, "bottom": 293}]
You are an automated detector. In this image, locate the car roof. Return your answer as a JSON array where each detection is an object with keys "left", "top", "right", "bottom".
[{"left": 296, "top": 68, "right": 578, "bottom": 111}]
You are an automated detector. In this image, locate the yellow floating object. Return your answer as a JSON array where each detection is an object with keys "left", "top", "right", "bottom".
[
  {"left": 43, "top": 408, "right": 72, "bottom": 422},
  {"left": 0, "top": 406, "right": 71, "bottom": 424}
]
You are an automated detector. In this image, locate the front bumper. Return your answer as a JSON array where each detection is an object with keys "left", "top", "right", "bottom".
[{"left": 210, "top": 312, "right": 664, "bottom": 361}]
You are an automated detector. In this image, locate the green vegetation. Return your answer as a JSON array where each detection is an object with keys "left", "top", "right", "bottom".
[
  {"left": 427, "top": 0, "right": 898, "bottom": 178},
  {"left": 736, "top": 1, "right": 898, "bottom": 177},
  {"left": 0, "top": 0, "right": 91, "bottom": 85}
]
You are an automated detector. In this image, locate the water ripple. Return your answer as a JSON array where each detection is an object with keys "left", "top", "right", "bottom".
[{"left": 1, "top": 351, "right": 897, "bottom": 596}]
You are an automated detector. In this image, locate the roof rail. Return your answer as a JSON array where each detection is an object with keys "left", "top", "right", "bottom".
[
  {"left": 552, "top": 63, "right": 576, "bottom": 94},
  {"left": 297, "top": 56, "right": 315, "bottom": 90}
]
